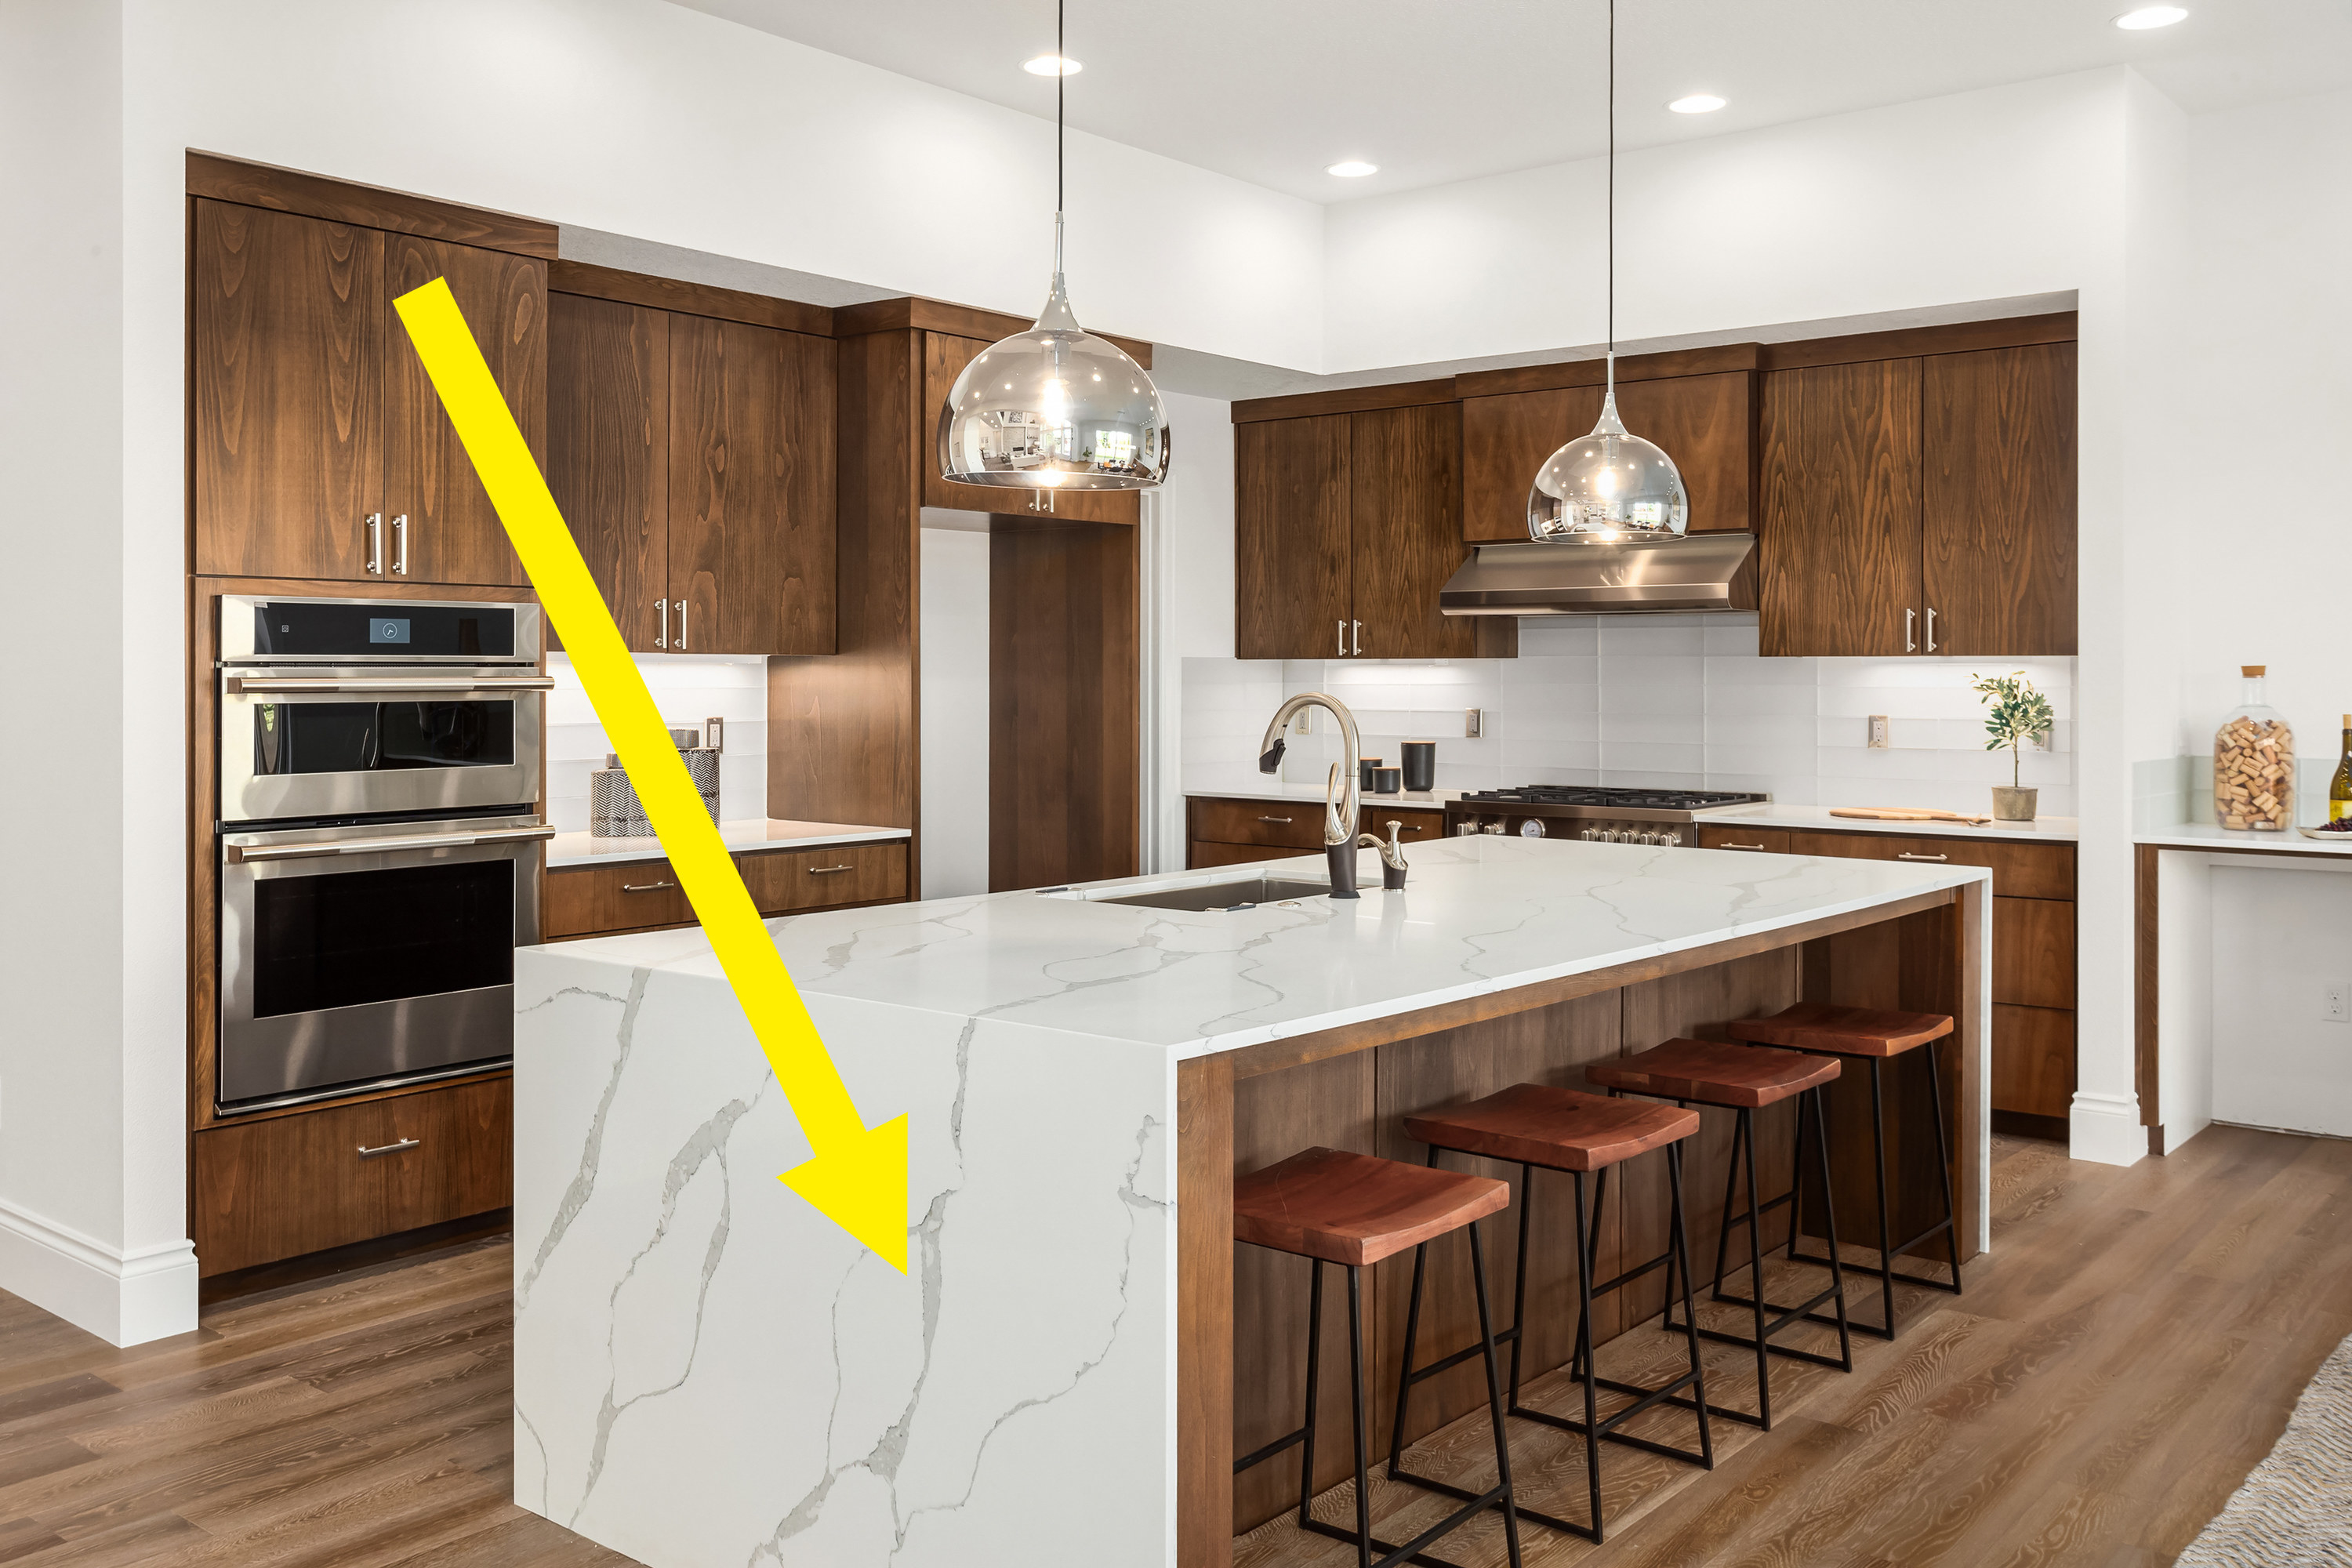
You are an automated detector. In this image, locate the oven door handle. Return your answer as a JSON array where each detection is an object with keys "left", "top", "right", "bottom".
[
  {"left": 227, "top": 825, "right": 556, "bottom": 864},
  {"left": 224, "top": 674, "right": 555, "bottom": 695}
]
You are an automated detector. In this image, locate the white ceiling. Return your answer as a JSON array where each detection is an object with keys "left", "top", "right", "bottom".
[{"left": 673, "top": 0, "right": 2351, "bottom": 202}]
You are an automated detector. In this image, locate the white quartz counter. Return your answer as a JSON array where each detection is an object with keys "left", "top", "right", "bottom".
[
  {"left": 1704, "top": 804, "right": 2082, "bottom": 844},
  {"left": 545, "top": 817, "right": 909, "bottom": 868},
  {"left": 2136, "top": 820, "right": 2352, "bottom": 857}
]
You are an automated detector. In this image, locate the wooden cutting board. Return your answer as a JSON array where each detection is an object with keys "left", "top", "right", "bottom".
[{"left": 1830, "top": 806, "right": 1994, "bottom": 826}]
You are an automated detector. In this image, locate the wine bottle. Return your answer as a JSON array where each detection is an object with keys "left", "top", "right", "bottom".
[{"left": 2332, "top": 714, "right": 2351, "bottom": 823}]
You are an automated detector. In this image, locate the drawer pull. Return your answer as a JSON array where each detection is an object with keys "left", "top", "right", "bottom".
[
  {"left": 358, "top": 1138, "right": 421, "bottom": 1160},
  {"left": 1720, "top": 843, "right": 1769, "bottom": 851},
  {"left": 621, "top": 880, "right": 677, "bottom": 892},
  {"left": 808, "top": 864, "right": 855, "bottom": 874},
  {"left": 1255, "top": 815, "right": 1294, "bottom": 824},
  {"left": 1896, "top": 852, "right": 1949, "bottom": 862}
]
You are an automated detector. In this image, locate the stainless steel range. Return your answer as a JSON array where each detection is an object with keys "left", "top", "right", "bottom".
[{"left": 1443, "top": 786, "right": 1769, "bottom": 847}]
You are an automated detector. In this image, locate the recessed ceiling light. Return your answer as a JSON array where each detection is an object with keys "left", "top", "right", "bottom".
[
  {"left": 1327, "top": 160, "right": 1378, "bottom": 178},
  {"left": 1022, "top": 53, "right": 1081, "bottom": 75},
  {"left": 2113, "top": 5, "right": 2187, "bottom": 28},
  {"left": 1668, "top": 93, "right": 1726, "bottom": 114}
]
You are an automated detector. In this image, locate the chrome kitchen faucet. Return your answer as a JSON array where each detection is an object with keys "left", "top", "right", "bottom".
[{"left": 1258, "top": 692, "right": 1377, "bottom": 898}]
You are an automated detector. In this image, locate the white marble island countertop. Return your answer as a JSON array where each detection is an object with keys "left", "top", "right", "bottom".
[{"left": 510, "top": 837, "right": 1989, "bottom": 1568}]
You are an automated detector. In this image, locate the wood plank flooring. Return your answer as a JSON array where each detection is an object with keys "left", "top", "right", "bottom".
[{"left": 0, "top": 1127, "right": 2342, "bottom": 1566}]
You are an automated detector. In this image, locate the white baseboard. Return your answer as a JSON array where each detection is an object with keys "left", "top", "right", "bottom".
[
  {"left": 2068, "top": 1091, "right": 2149, "bottom": 1168},
  {"left": 0, "top": 1196, "right": 198, "bottom": 1346}
]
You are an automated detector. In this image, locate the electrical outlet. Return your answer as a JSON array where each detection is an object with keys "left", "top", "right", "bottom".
[
  {"left": 1290, "top": 707, "right": 1314, "bottom": 737},
  {"left": 2326, "top": 983, "right": 2348, "bottom": 1024},
  {"left": 1465, "top": 708, "right": 1483, "bottom": 739},
  {"left": 704, "top": 716, "right": 724, "bottom": 753},
  {"left": 1868, "top": 715, "right": 1889, "bottom": 750}
]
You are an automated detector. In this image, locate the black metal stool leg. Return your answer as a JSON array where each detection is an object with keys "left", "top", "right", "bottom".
[
  {"left": 1667, "top": 1143, "right": 1715, "bottom": 1468},
  {"left": 1869, "top": 1057, "right": 1897, "bottom": 1336},
  {"left": 1734, "top": 1111, "right": 1771, "bottom": 1427},
  {"left": 1508, "top": 1161, "right": 1533, "bottom": 1403},
  {"left": 1925, "top": 1037, "right": 1964, "bottom": 1295},
  {"left": 1385, "top": 1242, "right": 1429, "bottom": 1477},
  {"left": 1347, "top": 1265, "right": 1372, "bottom": 1568},
  {"left": 1467, "top": 1222, "right": 1525, "bottom": 1568},
  {"left": 1706, "top": 1105, "right": 1748, "bottom": 1306},
  {"left": 1298, "top": 1259, "right": 1325, "bottom": 1526},
  {"left": 1571, "top": 1168, "right": 1602, "bottom": 1540},
  {"left": 1810, "top": 1085, "right": 1854, "bottom": 1372}
]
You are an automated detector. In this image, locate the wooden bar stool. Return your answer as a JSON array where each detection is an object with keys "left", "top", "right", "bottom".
[
  {"left": 1585, "top": 1038, "right": 1853, "bottom": 1430},
  {"left": 1729, "top": 1002, "right": 1963, "bottom": 1338},
  {"left": 1393, "top": 1084, "right": 1711, "bottom": 1544},
  {"left": 1232, "top": 1146, "right": 1523, "bottom": 1568}
]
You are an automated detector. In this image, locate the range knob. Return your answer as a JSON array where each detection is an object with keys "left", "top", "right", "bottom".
[
  {"left": 1483, "top": 822, "right": 1506, "bottom": 835},
  {"left": 1659, "top": 831, "right": 1682, "bottom": 848},
  {"left": 1580, "top": 827, "right": 1602, "bottom": 842}
]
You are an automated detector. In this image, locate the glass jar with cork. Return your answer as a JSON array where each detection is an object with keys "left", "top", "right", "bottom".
[{"left": 2214, "top": 666, "right": 2292, "bottom": 831}]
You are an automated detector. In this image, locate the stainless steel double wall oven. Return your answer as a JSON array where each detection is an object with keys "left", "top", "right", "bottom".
[{"left": 216, "top": 596, "right": 551, "bottom": 1112}]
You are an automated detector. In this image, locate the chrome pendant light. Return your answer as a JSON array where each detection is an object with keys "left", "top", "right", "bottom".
[
  {"left": 939, "top": 0, "right": 1169, "bottom": 493},
  {"left": 1528, "top": 0, "right": 1686, "bottom": 543}
]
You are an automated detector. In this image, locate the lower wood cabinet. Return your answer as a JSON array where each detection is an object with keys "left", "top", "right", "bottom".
[
  {"left": 1693, "top": 825, "right": 1791, "bottom": 854},
  {"left": 193, "top": 1076, "right": 511, "bottom": 1277},
  {"left": 1186, "top": 797, "right": 1444, "bottom": 869},
  {"left": 545, "top": 840, "right": 910, "bottom": 939}
]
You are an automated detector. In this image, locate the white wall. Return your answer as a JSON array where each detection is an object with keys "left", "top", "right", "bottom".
[
  {"left": 918, "top": 526, "right": 990, "bottom": 898},
  {"left": 2211, "top": 862, "right": 2352, "bottom": 1138}
]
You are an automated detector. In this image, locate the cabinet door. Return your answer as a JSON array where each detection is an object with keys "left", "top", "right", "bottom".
[
  {"left": 191, "top": 201, "right": 384, "bottom": 580},
  {"left": 1350, "top": 404, "right": 1474, "bottom": 658},
  {"left": 1612, "top": 371, "right": 1756, "bottom": 535},
  {"left": 670, "top": 318, "right": 838, "bottom": 655},
  {"left": 1461, "top": 388, "right": 1596, "bottom": 543},
  {"left": 547, "top": 292, "right": 667, "bottom": 650},
  {"left": 382, "top": 234, "right": 542, "bottom": 586},
  {"left": 1235, "top": 415, "right": 1353, "bottom": 659},
  {"left": 1922, "top": 343, "right": 2077, "bottom": 656},
  {"left": 922, "top": 332, "right": 1139, "bottom": 524},
  {"left": 1759, "top": 359, "right": 1923, "bottom": 656}
]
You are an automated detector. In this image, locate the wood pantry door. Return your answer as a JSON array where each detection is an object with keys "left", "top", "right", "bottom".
[
  {"left": 1759, "top": 358, "right": 1924, "bottom": 657},
  {"left": 1922, "top": 342, "right": 2078, "bottom": 656},
  {"left": 191, "top": 200, "right": 386, "bottom": 581},
  {"left": 1234, "top": 414, "right": 1352, "bottom": 659}
]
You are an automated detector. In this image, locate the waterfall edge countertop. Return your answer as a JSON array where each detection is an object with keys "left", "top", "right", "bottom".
[
  {"left": 509, "top": 837, "right": 1989, "bottom": 1567},
  {"left": 543, "top": 816, "right": 909, "bottom": 869}
]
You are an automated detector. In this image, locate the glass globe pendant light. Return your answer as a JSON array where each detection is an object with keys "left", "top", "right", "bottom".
[
  {"left": 1528, "top": 0, "right": 1687, "bottom": 543},
  {"left": 939, "top": 0, "right": 1169, "bottom": 494}
]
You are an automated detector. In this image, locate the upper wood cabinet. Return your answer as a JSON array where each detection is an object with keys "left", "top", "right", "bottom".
[
  {"left": 192, "top": 198, "right": 538, "bottom": 586},
  {"left": 1760, "top": 339, "right": 2075, "bottom": 657},
  {"left": 1235, "top": 404, "right": 1501, "bottom": 660},
  {"left": 546, "top": 287, "right": 837, "bottom": 655},
  {"left": 1460, "top": 369, "right": 1756, "bottom": 543},
  {"left": 920, "top": 332, "right": 1140, "bottom": 524}
]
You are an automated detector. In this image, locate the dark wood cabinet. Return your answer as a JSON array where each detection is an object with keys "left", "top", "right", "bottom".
[
  {"left": 1922, "top": 343, "right": 2078, "bottom": 656},
  {"left": 1761, "top": 338, "right": 2075, "bottom": 659},
  {"left": 922, "top": 332, "right": 1140, "bottom": 524},
  {"left": 1185, "top": 797, "right": 1444, "bottom": 869},
  {"left": 1236, "top": 406, "right": 1494, "bottom": 659},
  {"left": 545, "top": 840, "right": 910, "bottom": 939},
  {"left": 1461, "top": 370, "right": 1755, "bottom": 544},
  {"left": 670, "top": 316, "right": 837, "bottom": 655},
  {"left": 1759, "top": 358, "right": 1924, "bottom": 656},
  {"left": 546, "top": 286, "right": 836, "bottom": 655},
  {"left": 192, "top": 198, "right": 543, "bottom": 586}
]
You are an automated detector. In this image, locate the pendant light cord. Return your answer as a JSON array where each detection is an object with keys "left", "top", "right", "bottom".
[
  {"left": 1056, "top": 0, "right": 1065, "bottom": 255},
  {"left": 1607, "top": 0, "right": 1614, "bottom": 361}
]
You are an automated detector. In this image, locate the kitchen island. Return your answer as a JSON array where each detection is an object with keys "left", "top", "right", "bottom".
[{"left": 510, "top": 837, "right": 1989, "bottom": 1567}]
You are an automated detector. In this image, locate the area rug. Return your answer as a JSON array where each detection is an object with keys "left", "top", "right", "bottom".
[{"left": 2176, "top": 1330, "right": 2352, "bottom": 1566}]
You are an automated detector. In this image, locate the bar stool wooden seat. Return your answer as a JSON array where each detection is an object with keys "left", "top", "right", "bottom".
[
  {"left": 1232, "top": 1147, "right": 1523, "bottom": 1568},
  {"left": 1585, "top": 1038, "right": 1853, "bottom": 1430},
  {"left": 1729, "top": 1002, "right": 1963, "bottom": 1338},
  {"left": 1394, "top": 1084, "right": 1711, "bottom": 1544}
]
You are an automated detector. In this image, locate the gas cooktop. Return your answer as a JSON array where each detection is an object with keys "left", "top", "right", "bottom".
[{"left": 1455, "top": 786, "right": 1768, "bottom": 811}]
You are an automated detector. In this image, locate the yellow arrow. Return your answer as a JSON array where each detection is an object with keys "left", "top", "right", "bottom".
[{"left": 393, "top": 277, "right": 908, "bottom": 1272}]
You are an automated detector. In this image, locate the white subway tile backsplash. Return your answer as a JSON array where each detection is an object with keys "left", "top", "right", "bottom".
[
  {"left": 1182, "top": 623, "right": 2076, "bottom": 818},
  {"left": 547, "top": 653, "right": 768, "bottom": 829}
]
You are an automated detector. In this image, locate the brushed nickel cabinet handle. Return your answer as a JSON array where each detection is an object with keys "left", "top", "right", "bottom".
[
  {"left": 365, "top": 514, "right": 383, "bottom": 575},
  {"left": 1720, "top": 842, "right": 1769, "bottom": 851},
  {"left": 358, "top": 1138, "right": 420, "bottom": 1159},
  {"left": 1904, "top": 608, "right": 1917, "bottom": 653},
  {"left": 1337, "top": 620, "right": 1345, "bottom": 656},
  {"left": 391, "top": 514, "right": 409, "bottom": 575},
  {"left": 1256, "top": 815, "right": 1294, "bottom": 824},
  {"left": 677, "top": 597, "right": 688, "bottom": 650},
  {"left": 621, "top": 880, "right": 677, "bottom": 892},
  {"left": 1924, "top": 606, "right": 1937, "bottom": 653},
  {"left": 1351, "top": 619, "right": 1362, "bottom": 656},
  {"left": 1896, "top": 851, "right": 1949, "bottom": 862},
  {"left": 656, "top": 599, "right": 669, "bottom": 650},
  {"left": 808, "top": 864, "right": 855, "bottom": 874}
]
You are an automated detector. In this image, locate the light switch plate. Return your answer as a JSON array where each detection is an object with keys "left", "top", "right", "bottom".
[
  {"left": 705, "top": 716, "right": 724, "bottom": 753},
  {"left": 1868, "top": 715, "right": 1889, "bottom": 750},
  {"left": 1290, "top": 708, "right": 1313, "bottom": 736},
  {"left": 1465, "top": 708, "right": 1483, "bottom": 739}
]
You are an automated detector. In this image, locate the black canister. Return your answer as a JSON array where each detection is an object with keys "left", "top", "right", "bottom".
[
  {"left": 1400, "top": 741, "right": 1436, "bottom": 792},
  {"left": 1358, "top": 757, "right": 1384, "bottom": 790},
  {"left": 1371, "top": 767, "right": 1402, "bottom": 794}
]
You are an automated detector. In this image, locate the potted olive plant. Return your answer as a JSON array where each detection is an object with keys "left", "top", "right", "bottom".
[{"left": 1973, "top": 671, "right": 2055, "bottom": 822}]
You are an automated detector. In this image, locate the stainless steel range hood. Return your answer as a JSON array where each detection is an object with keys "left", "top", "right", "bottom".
[{"left": 1439, "top": 532, "right": 1756, "bottom": 616}]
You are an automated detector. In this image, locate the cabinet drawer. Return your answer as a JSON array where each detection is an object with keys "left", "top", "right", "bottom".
[
  {"left": 1358, "top": 806, "right": 1446, "bottom": 843},
  {"left": 194, "top": 1076, "right": 512, "bottom": 1277},
  {"left": 1190, "top": 797, "right": 1328, "bottom": 849},
  {"left": 1994, "top": 896, "right": 2075, "bottom": 1009},
  {"left": 544, "top": 858, "right": 691, "bottom": 938},
  {"left": 1190, "top": 840, "right": 1290, "bottom": 871},
  {"left": 1991, "top": 1004, "right": 2074, "bottom": 1120},
  {"left": 1697, "top": 826, "right": 1791, "bottom": 854},
  {"left": 740, "top": 840, "right": 908, "bottom": 913},
  {"left": 1787, "top": 829, "right": 1890, "bottom": 860},
  {"left": 1865, "top": 836, "right": 2074, "bottom": 900}
]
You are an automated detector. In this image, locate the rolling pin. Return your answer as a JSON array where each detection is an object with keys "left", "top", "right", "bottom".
[{"left": 1829, "top": 807, "right": 1993, "bottom": 826}]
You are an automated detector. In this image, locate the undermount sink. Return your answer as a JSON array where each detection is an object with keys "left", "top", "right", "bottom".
[{"left": 1087, "top": 874, "right": 1334, "bottom": 913}]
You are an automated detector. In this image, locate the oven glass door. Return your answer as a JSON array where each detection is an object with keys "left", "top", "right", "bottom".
[
  {"left": 219, "top": 825, "right": 543, "bottom": 1110},
  {"left": 221, "top": 667, "right": 543, "bottom": 822}
]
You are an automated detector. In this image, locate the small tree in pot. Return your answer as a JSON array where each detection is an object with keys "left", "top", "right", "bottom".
[{"left": 1972, "top": 671, "right": 2055, "bottom": 821}]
